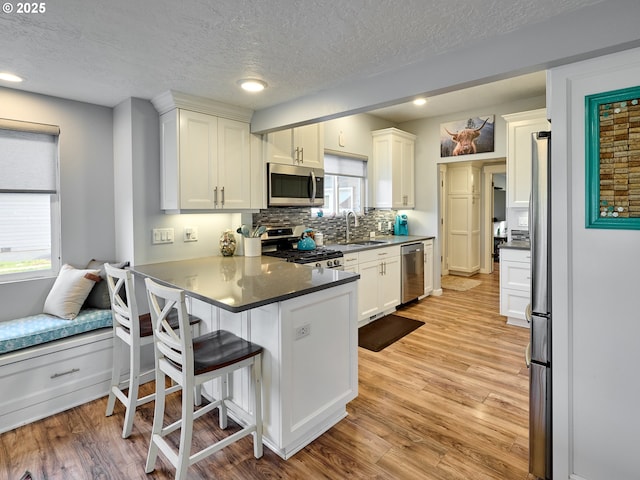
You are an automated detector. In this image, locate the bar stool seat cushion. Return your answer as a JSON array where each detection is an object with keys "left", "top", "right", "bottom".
[{"left": 191, "top": 330, "right": 263, "bottom": 374}]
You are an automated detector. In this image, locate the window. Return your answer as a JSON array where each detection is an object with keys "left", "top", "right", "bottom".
[
  {"left": 0, "top": 120, "right": 61, "bottom": 282},
  {"left": 318, "top": 153, "right": 367, "bottom": 216}
]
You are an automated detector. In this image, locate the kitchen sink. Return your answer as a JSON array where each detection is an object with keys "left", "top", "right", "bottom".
[
  {"left": 349, "top": 240, "right": 386, "bottom": 246},
  {"left": 334, "top": 239, "right": 388, "bottom": 248}
]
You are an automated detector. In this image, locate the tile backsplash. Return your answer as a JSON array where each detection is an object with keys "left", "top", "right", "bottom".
[
  {"left": 252, "top": 207, "right": 398, "bottom": 244},
  {"left": 510, "top": 229, "right": 530, "bottom": 242}
]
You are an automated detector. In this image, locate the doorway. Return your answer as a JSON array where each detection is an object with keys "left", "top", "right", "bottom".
[
  {"left": 482, "top": 163, "right": 507, "bottom": 274},
  {"left": 439, "top": 160, "right": 506, "bottom": 278}
]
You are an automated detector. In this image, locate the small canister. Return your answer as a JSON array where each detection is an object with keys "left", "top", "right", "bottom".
[{"left": 315, "top": 232, "right": 324, "bottom": 246}]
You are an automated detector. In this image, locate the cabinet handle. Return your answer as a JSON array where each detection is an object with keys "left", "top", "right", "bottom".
[
  {"left": 221, "top": 186, "right": 225, "bottom": 206},
  {"left": 214, "top": 186, "right": 218, "bottom": 207},
  {"left": 51, "top": 368, "right": 80, "bottom": 379},
  {"left": 379, "top": 263, "right": 384, "bottom": 275},
  {"left": 294, "top": 147, "right": 300, "bottom": 163},
  {"left": 300, "top": 147, "right": 304, "bottom": 163}
]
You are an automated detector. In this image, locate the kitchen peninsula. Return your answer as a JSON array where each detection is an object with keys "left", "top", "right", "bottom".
[{"left": 131, "top": 256, "right": 359, "bottom": 459}]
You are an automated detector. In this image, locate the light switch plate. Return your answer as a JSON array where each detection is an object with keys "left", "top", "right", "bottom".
[{"left": 152, "top": 228, "right": 174, "bottom": 244}]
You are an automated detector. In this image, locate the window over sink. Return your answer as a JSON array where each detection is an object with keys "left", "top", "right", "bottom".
[{"left": 314, "top": 153, "right": 366, "bottom": 216}]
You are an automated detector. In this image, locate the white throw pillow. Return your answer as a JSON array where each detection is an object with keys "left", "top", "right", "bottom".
[{"left": 43, "top": 264, "right": 101, "bottom": 319}]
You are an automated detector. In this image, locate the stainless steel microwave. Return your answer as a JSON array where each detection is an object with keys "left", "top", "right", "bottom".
[{"left": 267, "top": 163, "right": 324, "bottom": 207}]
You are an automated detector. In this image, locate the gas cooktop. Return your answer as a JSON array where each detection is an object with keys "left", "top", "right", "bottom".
[{"left": 262, "top": 247, "right": 343, "bottom": 264}]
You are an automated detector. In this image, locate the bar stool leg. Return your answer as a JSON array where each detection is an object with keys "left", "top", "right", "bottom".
[
  {"left": 253, "top": 357, "right": 263, "bottom": 459},
  {"left": 145, "top": 368, "right": 165, "bottom": 474},
  {"left": 121, "top": 337, "right": 141, "bottom": 438},
  {"left": 175, "top": 384, "right": 195, "bottom": 480},
  {"left": 218, "top": 374, "right": 229, "bottom": 429},
  {"left": 105, "top": 337, "right": 123, "bottom": 417}
]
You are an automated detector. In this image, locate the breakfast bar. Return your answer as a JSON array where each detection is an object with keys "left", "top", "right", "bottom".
[{"left": 131, "top": 256, "right": 360, "bottom": 459}]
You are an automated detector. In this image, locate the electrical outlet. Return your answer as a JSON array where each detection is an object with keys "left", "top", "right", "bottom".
[
  {"left": 295, "top": 324, "right": 311, "bottom": 340},
  {"left": 184, "top": 226, "right": 198, "bottom": 242},
  {"left": 378, "top": 222, "right": 382, "bottom": 231},
  {"left": 152, "top": 228, "right": 174, "bottom": 244}
]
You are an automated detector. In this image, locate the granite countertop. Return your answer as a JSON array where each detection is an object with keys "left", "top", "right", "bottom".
[
  {"left": 499, "top": 240, "right": 531, "bottom": 250},
  {"left": 131, "top": 256, "right": 359, "bottom": 313},
  {"left": 326, "top": 234, "right": 435, "bottom": 253}
]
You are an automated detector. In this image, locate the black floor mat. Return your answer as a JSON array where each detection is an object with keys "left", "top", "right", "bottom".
[{"left": 358, "top": 314, "right": 424, "bottom": 352}]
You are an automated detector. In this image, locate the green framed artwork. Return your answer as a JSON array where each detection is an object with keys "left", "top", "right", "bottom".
[{"left": 586, "top": 85, "right": 640, "bottom": 229}]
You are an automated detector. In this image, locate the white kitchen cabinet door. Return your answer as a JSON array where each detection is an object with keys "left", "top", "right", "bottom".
[
  {"left": 265, "top": 124, "right": 324, "bottom": 168},
  {"left": 357, "top": 254, "right": 401, "bottom": 322},
  {"left": 357, "top": 260, "right": 381, "bottom": 320},
  {"left": 503, "top": 109, "right": 550, "bottom": 208},
  {"left": 499, "top": 247, "right": 531, "bottom": 327},
  {"left": 217, "top": 118, "right": 251, "bottom": 209},
  {"left": 177, "top": 109, "right": 218, "bottom": 210},
  {"left": 372, "top": 128, "right": 416, "bottom": 209},
  {"left": 293, "top": 124, "right": 323, "bottom": 168},
  {"left": 423, "top": 239, "right": 434, "bottom": 296},
  {"left": 379, "top": 256, "right": 401, "bottom": 311},
  {"left": 159, "top": 109, "right": 252, "bottom": 211}
]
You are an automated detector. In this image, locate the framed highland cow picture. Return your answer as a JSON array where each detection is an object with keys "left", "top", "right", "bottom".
[
  {"left": 586, "top": 85, "right": 640, "bottom": 229},
  {"left": 440, "top": 115, "right": 495, "bottom": 157}
]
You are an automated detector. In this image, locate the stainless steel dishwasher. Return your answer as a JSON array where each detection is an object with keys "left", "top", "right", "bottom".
[{"left": 401, "top": 243, "right": 424, "bottom": 303}]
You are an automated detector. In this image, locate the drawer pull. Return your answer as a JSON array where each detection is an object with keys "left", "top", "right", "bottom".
[{"left": 51, "top": 368, "right": 80, "bottom": 379}]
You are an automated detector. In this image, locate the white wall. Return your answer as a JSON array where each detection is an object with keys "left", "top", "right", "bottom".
[
  {"left": 113, "top": 98, "right": 245, "bottom": 268},
  {"left": 396, "top": 95, "right": 545, "bottom": 283},
  {"left": 550, "top": 47, "right": 640, "bottom": 480},
  {"left": 324, "top": 113, "right": 394, "bottom": 158},
  {"left": 0, "top": 87, "right": 114, "bottom": 321}
]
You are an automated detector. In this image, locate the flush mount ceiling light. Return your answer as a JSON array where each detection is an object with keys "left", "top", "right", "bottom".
[
  {"left": 413, "top": 98, "right": 427, "bottom": 106},
  {"left": 0, "top": 72, "right": 23, "bottom": 82},
  {"left": 238, "top": 78, "right": 267, "bottom": 92}
]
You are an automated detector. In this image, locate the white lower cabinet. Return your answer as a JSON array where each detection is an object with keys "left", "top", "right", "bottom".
[
  {"left": 499, "top": 248, "right": 531, "bottom": 327},
  {"left": 422, "top": 239, "right": 434, "bottom": 297},
  {"left": 190, "top": 281, "right": 358, "bottom": 459},
  {"left": 0, "top": 330, "right": 113, "bottom": 434},
  {"left": 356, "top": 246, "right": 401, "bottom": 323}
]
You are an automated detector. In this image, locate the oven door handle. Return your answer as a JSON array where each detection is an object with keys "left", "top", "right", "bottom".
[{"left": 309, "top": 170, "right": 317, "bottom": 203}]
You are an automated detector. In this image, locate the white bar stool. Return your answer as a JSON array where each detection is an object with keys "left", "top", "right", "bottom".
[
  {"left": 144, "top": 277, "right": 263, "bottom": 480},
  {"left": 104, "top": 264, "right": 202, "bottom": 438}
]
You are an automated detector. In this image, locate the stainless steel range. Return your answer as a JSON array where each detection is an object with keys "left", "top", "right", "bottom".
[{"left": 261, "top": 227, "right": 344, "bottom": 269}]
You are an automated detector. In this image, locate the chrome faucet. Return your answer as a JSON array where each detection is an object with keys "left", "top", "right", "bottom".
[{"left": 345, "top": 209, "right": 359, "bottom": 243}]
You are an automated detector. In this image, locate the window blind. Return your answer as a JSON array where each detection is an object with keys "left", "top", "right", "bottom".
[
  {"left": 0, "top": 119, "right": 59, "bottom": 193},
  {"left": 324, "top": 153, "right": 367, "bottom": 177}
]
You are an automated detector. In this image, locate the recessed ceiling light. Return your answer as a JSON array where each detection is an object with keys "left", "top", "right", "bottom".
[
  {"left": 0, "top": 72, "right": 23, "bottom": 83},
  {"left": 413, "top": 98, "right": 427, "bottom": 106},
  {"left": 238, "top": 78, "right": 267, "bottom": 92}
]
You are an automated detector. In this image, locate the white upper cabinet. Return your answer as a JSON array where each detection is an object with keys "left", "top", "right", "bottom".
[
  {"left": 502, "top": 109, "right": 550, "bottom": 208},
  {"left": 159, "top": 109, "right": 252, "bottom": 210},
  {"left": 265, "top": 124, "right": 324, "bottom": 169},
  {"left": 372, "top": 128, "right": 416, "bottom": 209},
  {"left": 152, "top": 90, "right": 256, "bottom": 212}
]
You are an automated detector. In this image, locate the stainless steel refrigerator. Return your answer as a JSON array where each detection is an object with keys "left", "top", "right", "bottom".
[{"left": 528, "top": 130, "right": 552, "bottom": 479}]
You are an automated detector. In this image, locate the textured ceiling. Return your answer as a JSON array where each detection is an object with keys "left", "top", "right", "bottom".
[{"left": 0, "top": 0, "right": 602, "bottom": 116}]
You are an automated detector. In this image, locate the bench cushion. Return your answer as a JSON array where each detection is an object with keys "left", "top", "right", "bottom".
[{"left": 0, "top": 308, "right": 112, "bottom": 354}]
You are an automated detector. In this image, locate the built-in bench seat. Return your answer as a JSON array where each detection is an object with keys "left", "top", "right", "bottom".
[
  {"left": 0, "top": 308, "right": 114, "bottom": 434},
  {"left": 0, "top": 308, "right": 112, "bottom": 354}
]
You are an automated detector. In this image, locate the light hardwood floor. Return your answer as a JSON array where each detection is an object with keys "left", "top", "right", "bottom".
[{"left": 0, "top": 267, "right": 532, "bottom": 479}]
